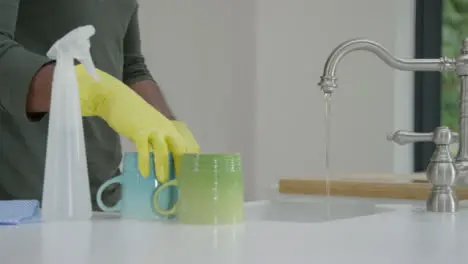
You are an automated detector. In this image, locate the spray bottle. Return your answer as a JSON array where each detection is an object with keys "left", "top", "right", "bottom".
[{"left": 41, "top": 25, "right": 99, "bottom": 222}]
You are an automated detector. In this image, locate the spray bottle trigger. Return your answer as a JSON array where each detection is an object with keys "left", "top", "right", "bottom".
[{"left": 46, "top": 25, "right": 99, "bottom": 81}]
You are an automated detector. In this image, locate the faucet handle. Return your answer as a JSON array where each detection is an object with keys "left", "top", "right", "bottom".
[
  {"left": 386, "top": 131, "right": 433, "bottom": 145},
  {"left": 387, "top": 126, "right": 458, "bottom": 146}
]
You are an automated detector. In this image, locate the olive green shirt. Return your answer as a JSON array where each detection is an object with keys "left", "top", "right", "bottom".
[{"left": 0, "top": 0, "right": 154, "bottom": 209}]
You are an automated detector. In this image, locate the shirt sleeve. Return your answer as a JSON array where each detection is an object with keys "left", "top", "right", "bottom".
[
  {"left": 0, "top": 0, "right": 53, "bottom": 120},
  {"left": 122, "top": 6, "right": 155, "bottom": 86}
]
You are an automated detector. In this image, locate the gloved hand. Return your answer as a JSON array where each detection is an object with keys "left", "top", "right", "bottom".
[
  {"left": 75, "top": 64, "right": 194, "bottom": 182},
  {"left": 171, "top": 121, "right": 200, "bottom": 153}
]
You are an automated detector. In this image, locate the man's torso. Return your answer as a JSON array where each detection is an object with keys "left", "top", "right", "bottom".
[{"left": 0, "top": 0, "right": 138, "bottom": 207}]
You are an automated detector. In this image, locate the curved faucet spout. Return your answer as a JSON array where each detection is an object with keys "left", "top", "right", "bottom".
[{"left": 318, "top": 38, "right": 455, "bottom": 94}]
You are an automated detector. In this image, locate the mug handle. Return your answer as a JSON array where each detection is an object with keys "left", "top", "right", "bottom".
[
  {"left": 152, "top": 179, "right": 178, "bottom": 216},
  {"left": 96, "top": 175, "right": 123, "bottom": 212}
]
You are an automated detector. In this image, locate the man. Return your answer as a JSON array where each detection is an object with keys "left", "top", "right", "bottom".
[{"left": 0, "top": 0, "right": 199, "bottom": 209}]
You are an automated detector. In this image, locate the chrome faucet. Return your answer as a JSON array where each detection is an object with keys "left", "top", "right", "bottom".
[
  {"left": 387, "top": 127, "right": 458, "bottom": 212},
  {"left": 318, "top": 38, "right": 468, "bottom": 213}
]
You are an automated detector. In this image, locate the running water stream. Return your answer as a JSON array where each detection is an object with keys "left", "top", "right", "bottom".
[{"left": 324, "top": 93, "right": 332, "bottom": 218}]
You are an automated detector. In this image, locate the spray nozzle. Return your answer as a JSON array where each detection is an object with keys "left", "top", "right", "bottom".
[{"left": 47, "top": 25, "right": 99, "bottom": 81}]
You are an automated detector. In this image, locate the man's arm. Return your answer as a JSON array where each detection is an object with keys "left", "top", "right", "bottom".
[
  {"left": 122, "top": 6, "right": 175, "bottom": 120},
  {"left": 0, "top": 1, "right": 54, "bottom": 118},
  {"left": 130, "top": 80, "right": 175, "bottom": 120},
  {"left": 27, "top": 63, "right": 54, "bottom": 114}
]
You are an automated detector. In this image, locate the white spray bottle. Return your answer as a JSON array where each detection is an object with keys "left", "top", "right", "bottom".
[{"left": 41, "top": 25, "right": 99, "bottom": 222}]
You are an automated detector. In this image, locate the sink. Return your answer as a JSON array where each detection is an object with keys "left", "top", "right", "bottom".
[
  {"left": 244, "top": 197, "right": 394, "bottom": 223},
  {"left": 92, "top": 197, "right": 397, "bottom": 224}
]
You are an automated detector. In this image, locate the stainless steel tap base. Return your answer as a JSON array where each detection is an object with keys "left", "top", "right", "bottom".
[
  {"left": 427, "top": 186, "right": 459, "bottom": 213},
  {"left": 387, "top": 127, "right": 459, "bottom": 213}
]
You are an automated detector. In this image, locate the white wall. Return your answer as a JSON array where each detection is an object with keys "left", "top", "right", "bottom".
[{"left": 126, "top": 0, "right": 415, "bottom": 200}]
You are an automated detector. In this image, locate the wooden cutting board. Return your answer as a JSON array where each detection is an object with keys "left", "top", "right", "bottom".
[{"left": 278, "top": 173, "right": 468, "bottom": 200}]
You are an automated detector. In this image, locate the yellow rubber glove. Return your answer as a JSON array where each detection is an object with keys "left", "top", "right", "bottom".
[
  {"left": 75, "top": 64, "right": 188, "bottom": 183},
  {"left": 171, "top": 121, "right": 200, "bottom": 153}
]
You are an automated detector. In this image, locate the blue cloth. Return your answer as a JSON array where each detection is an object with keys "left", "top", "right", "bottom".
[{"left": 0, "top": 200, "right": 41, "bottom": 225}]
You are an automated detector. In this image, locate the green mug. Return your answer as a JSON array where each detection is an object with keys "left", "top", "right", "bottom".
[{"left": 153, "top": 153, "right": 244, "bottom": 225}]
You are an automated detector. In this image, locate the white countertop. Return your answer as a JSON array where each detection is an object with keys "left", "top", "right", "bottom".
[{"left": 1, "top": 195, "right": 467, "bottom": 264}]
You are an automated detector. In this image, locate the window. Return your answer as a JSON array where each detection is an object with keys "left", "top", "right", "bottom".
[
  {"left": 415, "top": 0, "right": 468, "bottom": 171},
  {"left": 414, "top": 0, "right": 443, "bottom": 171},
  {"left": 442, "top": 0, "right": 468, "bottom": 134}
]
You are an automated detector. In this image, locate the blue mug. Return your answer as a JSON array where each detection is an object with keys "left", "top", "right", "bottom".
[{"left": 96, "top": 152, "right": 177, "bottom": 220}]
